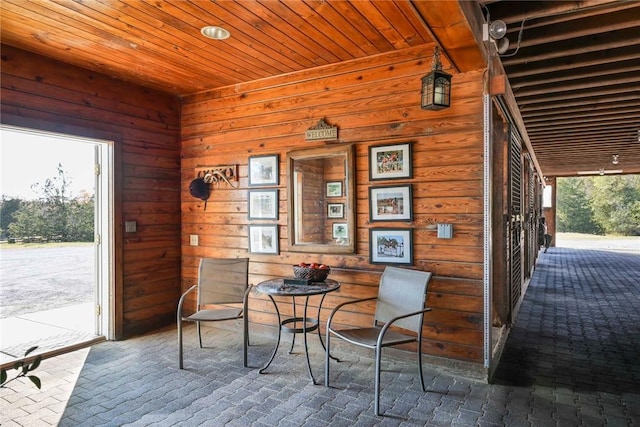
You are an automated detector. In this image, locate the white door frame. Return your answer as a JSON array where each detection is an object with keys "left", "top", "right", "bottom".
[{"left": 1, "top": 125, "right": 114, "bottom": 340}]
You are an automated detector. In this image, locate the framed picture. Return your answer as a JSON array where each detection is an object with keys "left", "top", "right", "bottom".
[
  {"left": 369, "top": 228, "right": 412, "bottom": 265},
  {"left": 327, "top": 203, "right": 344, "bottom": 219},
  {"left": 332, "top": 223, "right": 348, "bottom": 239},
  {"left": 248, "top": 154, "right": 279, "bottom": 186},
  {"left": 248, "top": 225, "right": 279, "bottom": 254},
  {"left": 369, "top": 184, "right": 412, "bottom": 222},
  {"left": 326, "top": 181, "right": 343, "bottom": 197},
  {"left": 369, "top": 142, "right": 412, "bottom": 181},
  {"left": 248, "top": 189, "right": 278, "bottom": 220}
]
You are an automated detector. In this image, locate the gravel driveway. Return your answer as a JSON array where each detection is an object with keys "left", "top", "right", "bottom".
[{"left": 0, "top": 245, "right": 94, "bottom": 318}]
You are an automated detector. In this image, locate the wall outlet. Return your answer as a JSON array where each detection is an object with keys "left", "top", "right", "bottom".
[{"left": 190, "top": 234, "right": 199, "bottom": 246}]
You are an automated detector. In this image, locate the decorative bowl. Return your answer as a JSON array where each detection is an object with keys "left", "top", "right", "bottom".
[{"left": 292, "top": 265, "right": 330, "bottom": 282}]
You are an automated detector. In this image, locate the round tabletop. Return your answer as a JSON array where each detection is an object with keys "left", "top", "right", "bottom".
[{"left": 256, "top": 278, "right": 340, "bottom": 297}]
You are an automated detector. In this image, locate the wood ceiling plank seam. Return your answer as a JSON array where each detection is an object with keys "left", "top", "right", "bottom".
[
  {"left": 113, "top": 0, "right": 274, "bottom": 80},
  {"left": 302, "top": 0, "right": 379, "bottom": 55},
  {"left": 264, "top": 0, "right": 359, "bottom": 60},
  {"left": 514, "top": 72, "right": 640, "bottom": 97},
  {"left": 369, "top": 0, "right": 425, "bottom": 48},
  {"left": 526, "top": 115, "right": 640, "bottom": 129},
  {"left": 503, "top": 2, "right": 640, "bottom": 38},
  {"left": 534, "top": 139, "right": 635, "bottom": 147},
  {"left": 189, "top": 9, "right": 311, "bottom": 73},
  {"left": 510, "top": 59, "right": 640, "bottom": 89},
  {"left": 393, "top": 0, "right": 435, "bottom": 46},
  {"left": 350, "top": 0, "right": 410, "bottom": 50},
  {"left": 501, "top": 28, "right": 640, "bottom": 66},
  {"left": 528, "top": 124, "right": 640, "bottom": 138},
  {"left": 180, "top": 0, "right": 310, "bottom": 72},
  {"left": 218, "top": 0, "right": 333, "bottom": 66},
  {"left": 525, "top": 109, "right": 640, "bottom": 124},
  {"left": 515, "top": 82, "right": 640, "bottom": 104},
  {"left": 3, "top": 1, "right": 229, "bottom": 92},
  {"left": 524, "top": 105, "right": 640, "bottom": 120},
  {"left": 520, "top": 93, "right": 640, "bottom": 112},
  {"left": 483, "top": 0, "right": 624, "bottom": 23},
  {"left": 529, "top": 127, "right": 640, "bottom": 139},
  {"left": 327, "top": 0, "right": 395, "bottom": 52},
  {"left": 506, "top": 48, "right": 640, "bottom": 79},
  {"left": 0, "top": 16, "right": 186, "bottom": 94}
]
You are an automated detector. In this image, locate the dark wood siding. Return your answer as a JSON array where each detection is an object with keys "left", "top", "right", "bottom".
[
  {"left": 0, "top": 45, "right": 182, "bottom": 338},
  {"left": 181, "top": 45, "right": 485, "bottom": 364}
]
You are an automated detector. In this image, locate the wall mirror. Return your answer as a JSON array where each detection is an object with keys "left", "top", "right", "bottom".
[{"left": 287, "top": 144, "right": 355, "bottom": 254}]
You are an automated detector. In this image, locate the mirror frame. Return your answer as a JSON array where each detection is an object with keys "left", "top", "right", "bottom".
[{"left": 286, "top": 144, "right": 355, "bottom": 254}]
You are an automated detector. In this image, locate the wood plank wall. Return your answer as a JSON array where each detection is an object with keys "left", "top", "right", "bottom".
[
  {"left": 0, "top": 45, "right": 182, "bottom": 338},
  {"left": 181, "top": 45, "right": 486, "bottom": 364}
]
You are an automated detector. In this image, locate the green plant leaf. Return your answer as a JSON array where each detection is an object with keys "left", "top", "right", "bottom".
[
  {"left": 12, "top": 361, "right": 23, "bottom": 370},
  {"left": 28, "top": 375, "right": 41, "bottom": 389},
  {"left": 28, "top": 356, "right": 42, "bottom": 371},
  {"left": 1, "top": 369, "right": 7, "bottom": 384},
  {"left": 25, "top": 346, "right": 38, "bottom": 357}
]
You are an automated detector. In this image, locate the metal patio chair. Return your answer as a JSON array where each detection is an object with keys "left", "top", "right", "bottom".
[
  {"left": 325, "top": 266, "right": 432, "bottom": 416},
  {"left": 177, "top": 257, "right": 251, "bottom": 369}
]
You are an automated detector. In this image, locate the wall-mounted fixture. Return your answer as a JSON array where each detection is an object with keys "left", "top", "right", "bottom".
[
  {"left": 201, "top": 26, "right": 230, "bottom": 40},
  {"left": 421, "top": 47, "right": 451, "bottom": 111},
  {"left": 125, "top": 220, "right": 137, "bottom": 233},
  {"left": 194, "top": 165, "right": 238, "bottom": 187},
  {"left": 437, "top": 223, "right": 453, "bottom": 239},
  {"left": 612, "top": 154, "right": 619, "bottom": 165},
  {"left": 488, "top": 20, "right": 510, "bottom": 54}
]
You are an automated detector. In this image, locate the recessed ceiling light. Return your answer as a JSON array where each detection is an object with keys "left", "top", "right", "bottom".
[{"left": 201, "top": 26, "right": 230, "bottom": 40}]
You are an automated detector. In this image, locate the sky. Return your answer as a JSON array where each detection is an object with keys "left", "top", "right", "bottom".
[{"left": 0, "top": 127, "right": 96, "bottom": 200}]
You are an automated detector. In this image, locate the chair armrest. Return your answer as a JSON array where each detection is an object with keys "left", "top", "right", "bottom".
[
  {"left": 377, "top": 307, "right": 432, "bottom": 346},
  {"left": 177, "top": 285, "right": 198, "bottom": 316},
  {"left": 326, "top": 296, "right": 377, "bottom": 329},
  {"left": 242, "top": 284, "right": 253, "bottom": 314}
]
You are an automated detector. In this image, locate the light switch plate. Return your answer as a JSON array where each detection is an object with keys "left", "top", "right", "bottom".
[
  {"left": 437, "top": 223, "right": 453, "bottom": 239},
  {"left": 125, "top": 220, "right": 137, "bottom": 233},
  {"left": 190, "top": 234, "right": 199, "bottom": 246}
]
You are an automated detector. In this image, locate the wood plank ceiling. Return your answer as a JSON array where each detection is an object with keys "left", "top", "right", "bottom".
[
  {"left": 1, "top": 0, "right": 638, "bottom": 177},
  {"left": 481, "top": 0, "right": 640, "bottom": 177}
]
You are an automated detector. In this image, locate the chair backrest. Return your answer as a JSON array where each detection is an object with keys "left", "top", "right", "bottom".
[
  {"left": 197, "top": 258, "right": 249, "bottom": 306},
  {"left": 374, "top": 267, "right": 432, "bottom": 332}
]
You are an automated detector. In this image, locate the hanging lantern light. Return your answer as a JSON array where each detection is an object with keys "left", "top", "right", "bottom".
[{"left": 421, "top": 47, "right": 452, "bottom": 111}]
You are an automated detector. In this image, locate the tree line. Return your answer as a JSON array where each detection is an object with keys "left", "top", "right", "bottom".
[
  {"left": 556, "top": 175, "right": 640, "bottom": 236},
  {"left": 0, "top": 165, "right": 94, "bottom": 242}
]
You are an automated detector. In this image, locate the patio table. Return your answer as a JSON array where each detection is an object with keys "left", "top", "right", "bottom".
[{"left": 255, "top": 278, "right": 340, "bottom": 384}]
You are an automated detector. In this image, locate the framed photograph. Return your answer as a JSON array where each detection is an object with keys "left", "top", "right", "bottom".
[
  {"left": 369, "top": 184, "right": 412, "bottom": 222},
  {"left": 248, "top": 189, "right": 278, "bottom": 220},
  {"left": 248, "top": 154, "right": 279, "bottom": 186},
  {"left": 327, "top": 203, "right": 344, "bottom": 219},
  {"left": 248, "top": 225, "right": 279, "bottom": 254},
  {"left": 369, "top": 142, "right": 412, "bottom": 181},
  {"left": 332, "top": 223, "right": 348, "bottom": 239},
  {"left": 326, "top": 181, "right": 343, "bottom": 197},
  {"left": 370, "top": 228, "right": 412, "bottom": 265}
]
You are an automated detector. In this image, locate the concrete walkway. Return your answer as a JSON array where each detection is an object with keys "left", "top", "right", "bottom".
[
  {"left": 2, "top": 246, "right": 639, "bottom": 426},
  {"left": 0, "top": 303, "right": 100, "bottom": 366}
]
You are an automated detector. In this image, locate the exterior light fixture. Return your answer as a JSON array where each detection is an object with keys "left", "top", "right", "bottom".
[
  {"left": 612, "top": 154, "right": 619, "bottom": 165},
  {"left": 421, "top": 47, "right": 452, "bottom": 111},
  {"left": 201, "top": 26, "right": 230, "bottom": 40}
]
